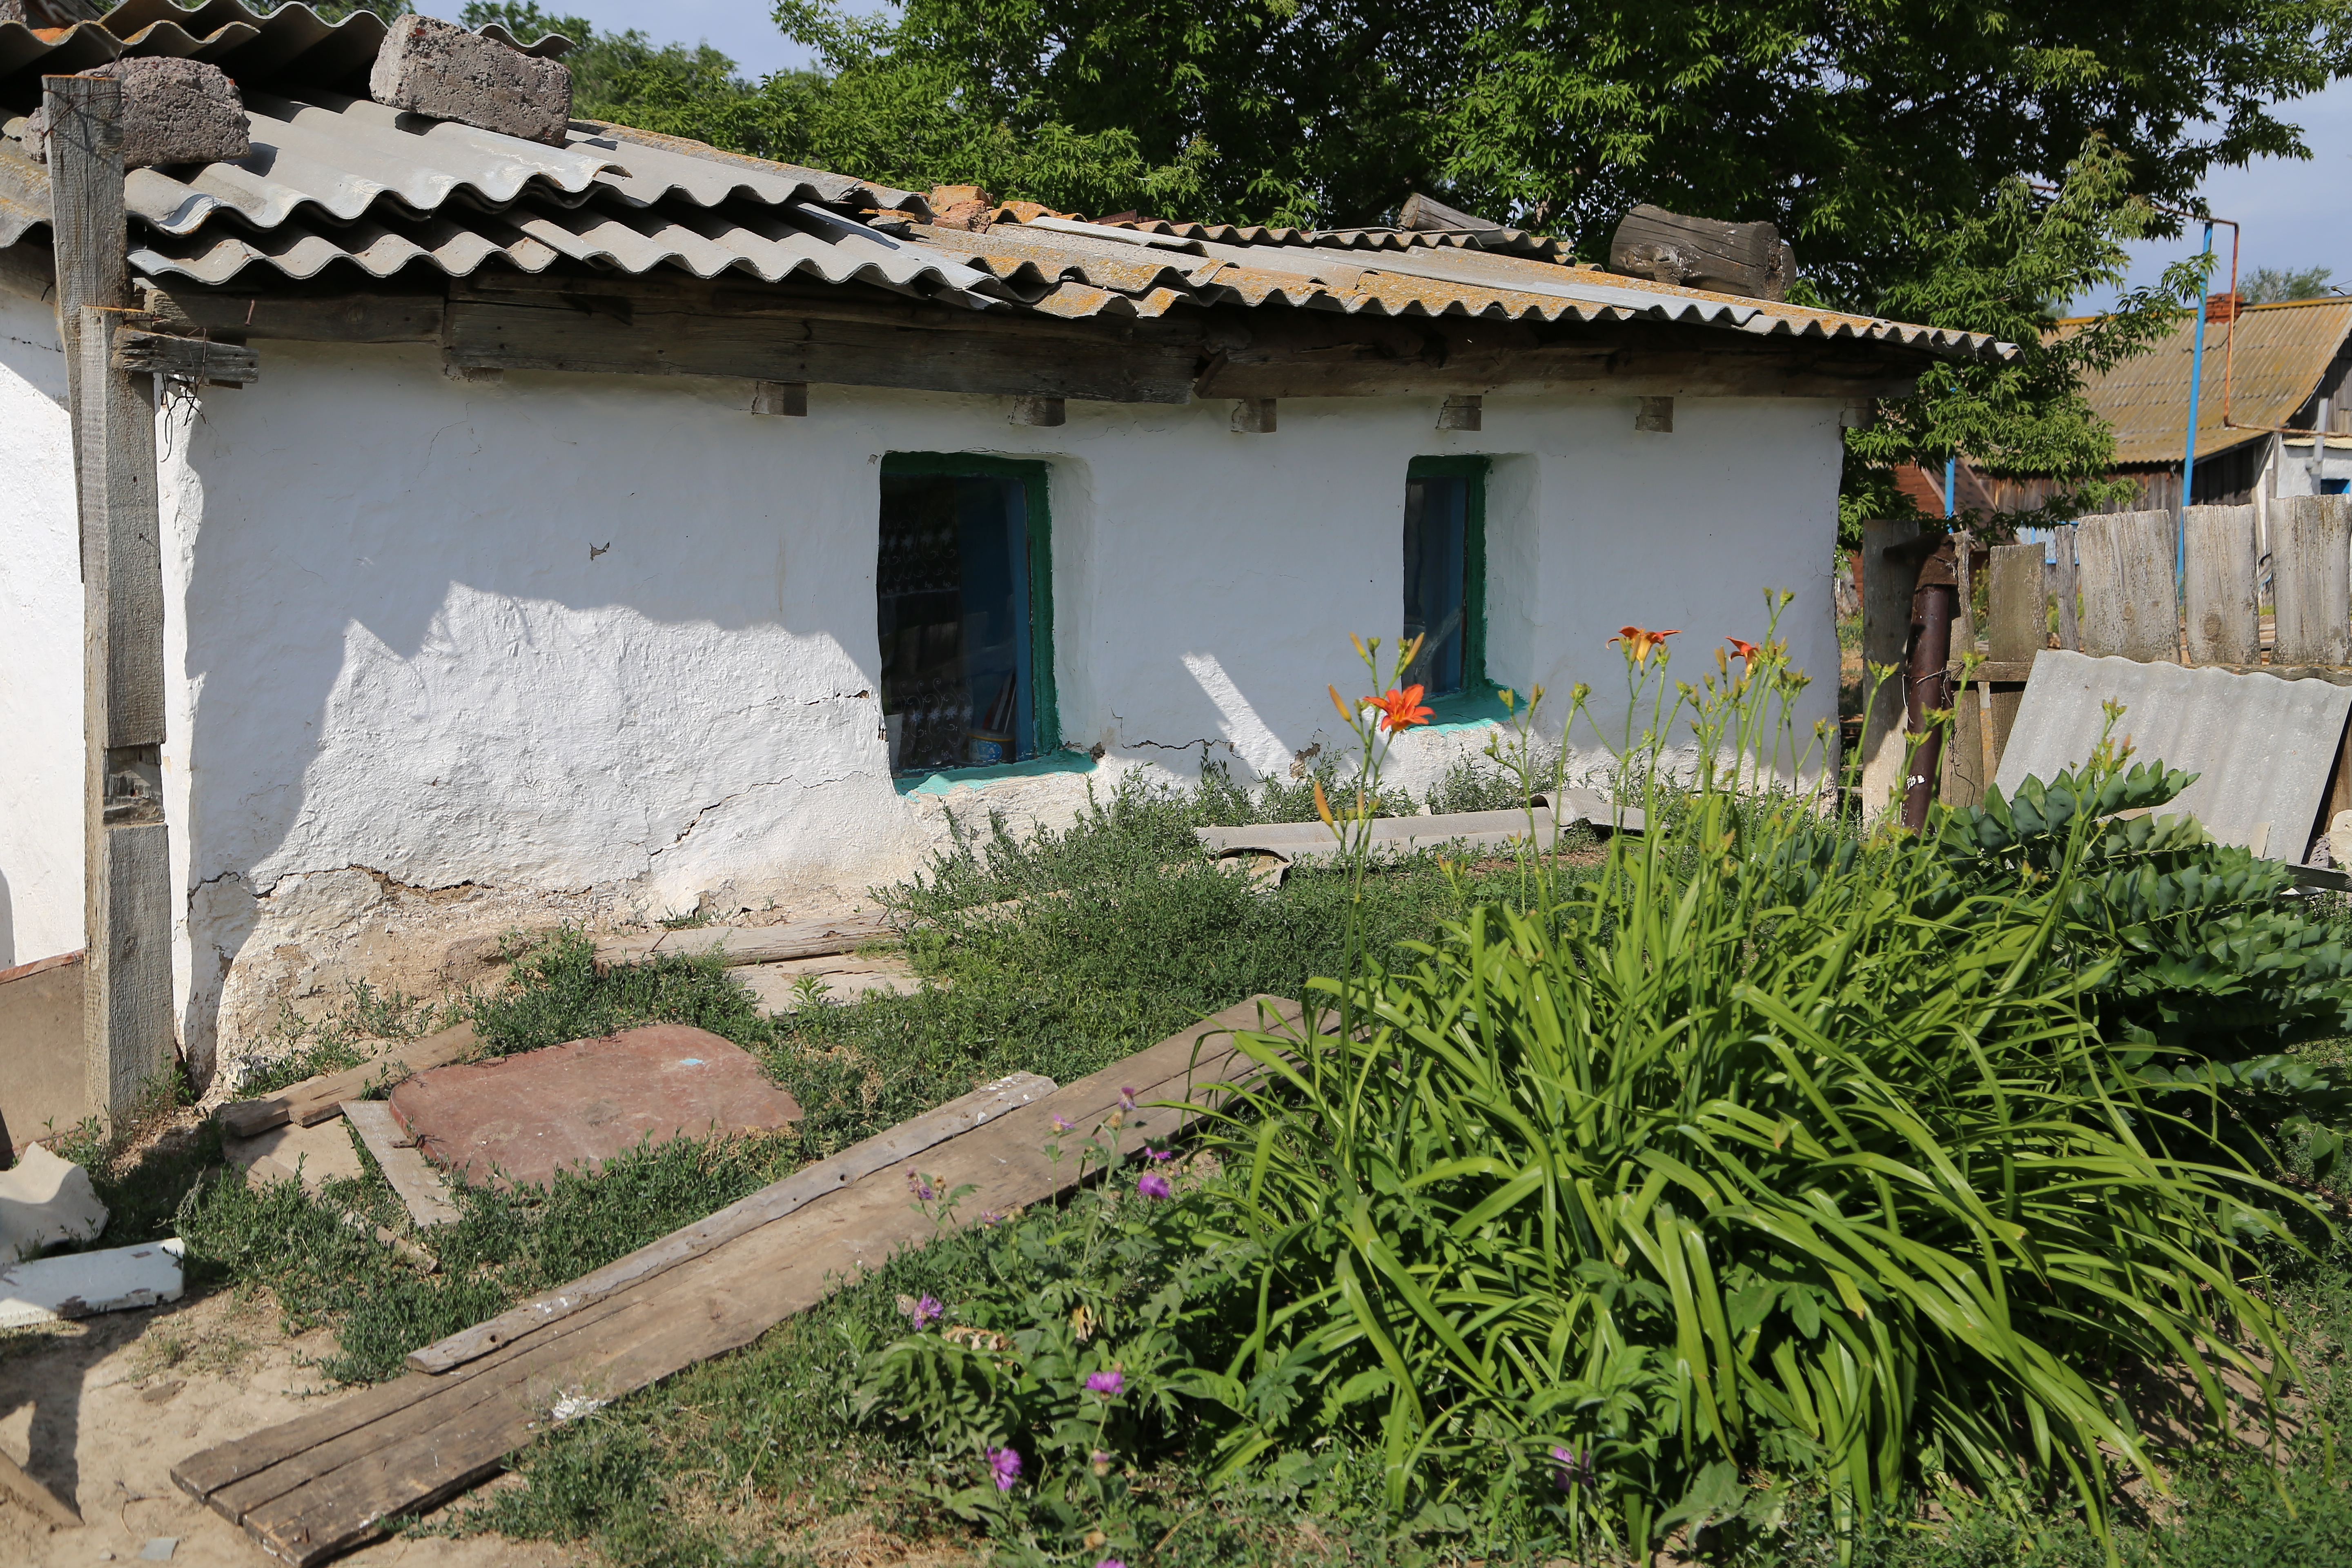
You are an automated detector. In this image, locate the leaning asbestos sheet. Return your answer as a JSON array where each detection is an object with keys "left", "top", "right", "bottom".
[{"left": 1993, "top": 650, "right": 2352, "bottom": 858}]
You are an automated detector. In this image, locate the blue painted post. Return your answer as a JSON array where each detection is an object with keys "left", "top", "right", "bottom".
[
  {"left": 1944, "top": 454, "right": 1956, "bottom": 520},
  {"left": 2180, "top": 220, "right": 2216, "bottom": 587}
]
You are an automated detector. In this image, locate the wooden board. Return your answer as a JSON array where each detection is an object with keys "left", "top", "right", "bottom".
[
  {"left": 2272, "top": 496, "right": 2352, "bottom": 666},
  {"left": 2183, "top": 504, "right": 2259, "bottom": 665},
  {"left": 1942, "top": 539, "right": 1985, "bottom": 808},
  {"left": 1983, "top": 541, "right": 2047, "bottom": 776},
  {"left": 409, "top": 1071, "right": 1056, "bottom": 1372},
  {"left": 2074, "top": 510, "right": 2179, "bottom": 662},
  {"left": 2052, "top": 523, "right": 2081, "bottom": 651},
  {"left": 1858, "top": 521, "right": 1922, "bottom": 820},
  {"left": 341, "top": 1102, "right": 460, "bottom": 1229},
  {"left": 217, "top": 1022, "right": 479, "bottom": 1138},
  {"left": 174, "top": 996, "right": 1304, "bottom": 1564},
  {"left": 1608, "top": 204, "right": 1788, "bottom": 299},
  {"left": 589, "top": 914, "right": 894, "bottom": 969}
]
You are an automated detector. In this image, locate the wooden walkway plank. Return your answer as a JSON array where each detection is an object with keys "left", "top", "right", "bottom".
[
  {"left": 590, "top": 914, "right": 895, "bottom": 970},
  {"left": 341, "top": 1102, "right": 461, "bottom": 1228},
  {"left": 218, "top": 1022, "right": 479, "bottom": 1138},
  {"left": 175, "top": 997, "right": 1304, "bottom": 1564}
]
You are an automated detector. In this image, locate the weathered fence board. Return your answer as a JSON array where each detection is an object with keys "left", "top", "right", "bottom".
[
  {"left": 2075, "top": 510, "right": 2178, "bottom": 662},
  {"left": 1983, "top": 542, "right": 2046, "bottom": 775},
  {"left": 2273, "top": 496, "right": 2352, "bottom": 666},
  {"left": 1859, "top": 520, "right": 1922, "bottom": 817},
  {"left": 2052, "top": 523, "right": 2081, "bottom": 651},
  {"left": 1943, "top": 538, "right": 1986, "bottom": 808},
  {"left": 2183, "top": 504, "right": 2261, "bottom": 666}
]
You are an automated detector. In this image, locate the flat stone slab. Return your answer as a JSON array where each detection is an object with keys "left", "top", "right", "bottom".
[
  {"left": 220, "top": 1118, "right": 364, "bottom": 1198},
  {"left": 388, "top": 1025, "right": 802, "bottom": 1189}
]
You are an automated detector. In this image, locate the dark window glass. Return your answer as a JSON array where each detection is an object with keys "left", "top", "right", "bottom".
[
  {"left": 1403, "top": 474, "right": 1472, "bottom": 694},
  {"left": 877, "top": 474, "right": 1035, "bottom": 771}
]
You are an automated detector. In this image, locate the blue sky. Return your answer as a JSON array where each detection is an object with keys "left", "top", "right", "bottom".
[{"left": 417, "top": 1, "right": 2352, "bottom": 309}]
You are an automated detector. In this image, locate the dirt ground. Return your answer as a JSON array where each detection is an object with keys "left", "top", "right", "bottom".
[{"left": 0, "top": 1284, "right": 586, "bottom": 1568}]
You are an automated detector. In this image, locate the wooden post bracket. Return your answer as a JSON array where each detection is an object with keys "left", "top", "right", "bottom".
[{"left": 112, "top": 326, "right": 260, "bottom": 385}]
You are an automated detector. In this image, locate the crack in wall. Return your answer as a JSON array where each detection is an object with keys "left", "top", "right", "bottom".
[{"left": 647, "top": 775, "right": 800, "bottom": 858}]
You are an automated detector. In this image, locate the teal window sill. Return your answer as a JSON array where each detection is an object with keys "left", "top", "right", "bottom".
[
  {"left": 1420, "top": 688, "right": 1517, "bottom": 733},
  {"left": 895, "top": 750, "right": 1100, "bottom": 796}
]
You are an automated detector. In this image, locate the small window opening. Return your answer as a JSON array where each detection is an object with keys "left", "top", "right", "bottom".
[
  {"left": 1402, "top": 458, "right": 1486, "bottom": 696},
  {"left": 877, "top": 459, "right": 1054, "bottom": 772}
]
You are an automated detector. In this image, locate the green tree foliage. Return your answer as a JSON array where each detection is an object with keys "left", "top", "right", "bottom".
[{"left": 2243, "top": 263, "right": 2340, "bottom": 301}]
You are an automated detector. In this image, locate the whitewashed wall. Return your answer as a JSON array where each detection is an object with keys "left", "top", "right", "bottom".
[
  {"left": 9, "top": 329, "right": 1846, "bottom": 1082},
  {"left": 0, "top": 289, "right": 81, "bottom": 969}
]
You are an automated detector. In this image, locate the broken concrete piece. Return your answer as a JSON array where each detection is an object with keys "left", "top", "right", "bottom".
[
  {"left": 370, "top": 13, "right": 572, "bottom": 145},
  {"left": 389, "top": 1024, "right": 803, "bottom": 1189},
  {"left": 221, "top": 1117, "right": 364, "bottom": 1197},
  {"left": 29, "top": 57, "right": 251, "bottom": 170},
  {"left": 342, "top": 1101, "right": 462, "bottom": 1228},
  {"left": 0, "top": 1143, "right": 108, "bottom": 1262},
  {"left": 0, "top": 1237, "right": 183, "bottom": 1329}
]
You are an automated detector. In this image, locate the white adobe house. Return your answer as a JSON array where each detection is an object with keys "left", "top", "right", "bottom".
[{"left": 0, "top": 4, "right": 2005, "bottom": 1101}]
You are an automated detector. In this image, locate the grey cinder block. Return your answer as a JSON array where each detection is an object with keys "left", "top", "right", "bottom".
[
  {"left": 370, "top": 13, "right": 574, "bottom": 145},
  {"left": 31, "top": 56, "right": 250, "bottom": 169}
]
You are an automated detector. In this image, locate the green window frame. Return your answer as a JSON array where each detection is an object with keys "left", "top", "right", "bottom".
[
  {"left": 875, "top": 453, "right": 1059, "bottom": 771},
  {"left": 1403, "top": 456, "right": 1488, "bottom": 697}
]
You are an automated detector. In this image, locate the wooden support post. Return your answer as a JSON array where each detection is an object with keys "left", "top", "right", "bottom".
[
  {"left": 47, "top": 74, "right": 176, "bottom": 1121},
  {"left": 1858, "top": 520, "right": 1923, "bottom": 820}
]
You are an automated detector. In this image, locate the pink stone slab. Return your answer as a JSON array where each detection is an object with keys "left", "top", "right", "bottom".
[{"left": 388, "top": 1025, "right": 802, "bottom": 1189}]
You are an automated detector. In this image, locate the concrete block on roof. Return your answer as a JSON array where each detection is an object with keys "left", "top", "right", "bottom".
[
  {"left": 370, "top": 13, "right": 574, "bottom": 146},
  {"left": 95, "top": 56, "right": 250, "bottom": 170}
]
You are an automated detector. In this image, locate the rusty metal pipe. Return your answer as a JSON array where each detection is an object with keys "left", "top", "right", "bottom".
[{"left": 1903, "top": 571, "right": 1957, "bottom": 830}]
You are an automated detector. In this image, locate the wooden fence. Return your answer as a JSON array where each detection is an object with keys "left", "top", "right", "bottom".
[{"left": 1858, "top": 496, "right": 2352, "bottom": 829}]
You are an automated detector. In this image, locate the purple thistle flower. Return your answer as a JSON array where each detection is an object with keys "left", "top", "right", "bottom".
[
  {"left": 986, "top": 1445, "right": 1022, "bottom": 1491},
  {"left": 906, "top": 1168, "right": 935, "bottom": 1202},
  {"left": 1118, "top": 1085, "right": 1136, "bottom": 1111},
  {"left": 1136, "top": 1172, "right": 1172, "bottom": 1200},
  {"left": 1051, "top": 1114, "right": 1073, "bottom": 1133},
  {"left": 1143, "top": 1145, "right": 1173, "bottom": 1163},
  {"left": 1551, "top": 1443, "right": 1595, "bottom": 1491},
  {"left": 899, "top": 1293, "right": 943, "bottom": 1329},
  {"left": 1097, "top": 1560, "right": 1128, "bottom": 1568},
  {"left": 979, "top": 1210, "right": 1001, "bottom": 1227},
  {"left": 1084, "top": 1369, "right": 1125, "bottom": 1397}
]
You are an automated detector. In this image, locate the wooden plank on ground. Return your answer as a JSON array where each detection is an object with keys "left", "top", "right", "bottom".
[
  {"left": 342, "top": 1101, "right": 461, "bottom": 1229},
  {"left": 217, "top": 1023, "right": 479, "bottom": 1138},
  {"left": 590, "top": 913, "right": 895, "bottom": 970},
  {"left": 174, "top": 996, "right": 1305, "bottom": 1564},
  {"left": 2183, "top": 504, "right": 2260, "bottom": 666},
  {"left": 410, "top": 1070, "right": 1056, "bottom": 1372},
  {"left": 2272, "top": 495, "right": 2352, "bottom": 666},
  {"left": 1983, "top": 541, "right": 2047, "bottom": 777},
  {"left": 2075, "top": 510, "right": 2178, "bottom": 662}
]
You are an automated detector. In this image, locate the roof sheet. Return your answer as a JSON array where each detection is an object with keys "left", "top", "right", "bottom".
[
  {"left": 0, "top": 1, "right": 2012, "bottom": 366},
  {"left": 2062, "top": 297, "right": 2352, "bottom": 466},
  {"left": 1993, "top": 650, "right": 2352, "bottom": 857}
]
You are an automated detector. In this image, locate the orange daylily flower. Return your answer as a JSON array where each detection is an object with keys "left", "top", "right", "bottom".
[
  {"left": 1725, "top": 637, "right": 1762, "bottom": 662},
  {"left": 1361, "top": 685, "right": 1434, "bottom": 733},
  {"left": 1609, "top": 626, "right": 1682, "bottom": 665}
]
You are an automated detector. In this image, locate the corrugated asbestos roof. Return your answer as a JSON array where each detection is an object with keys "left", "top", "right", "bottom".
[
  {"left": 0, "top": 1, "right": 2013, "bottom": 365},
  {"left": 1993, "top": 650, "right": 2352, "bottom": 858},
  {"left": 2061, "top": 296, "right": 2352, "bottom": 467}
]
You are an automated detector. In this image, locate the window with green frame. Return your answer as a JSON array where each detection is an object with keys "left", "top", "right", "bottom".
[
  {"left": 1402, "top": 456, "right": 1488, "bottom": 696},
  {"left": 875, "top": 454, "right": 1058, "bottom": 773}
]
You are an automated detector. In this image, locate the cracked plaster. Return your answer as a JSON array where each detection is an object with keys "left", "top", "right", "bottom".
[{"left": 2, "top": 322, "right": 1844, "bottom": 1091}]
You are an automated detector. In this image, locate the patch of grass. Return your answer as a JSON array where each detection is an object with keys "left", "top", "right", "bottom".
[
  {"left": 467, "top": 931, "right": 775, "bottom": 1059},
  {"left": 233, "top": 979, "right": 454, "bottom": 1098}
]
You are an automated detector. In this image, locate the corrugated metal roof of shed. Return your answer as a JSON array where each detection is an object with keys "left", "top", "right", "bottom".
[
  {"left": 2060, "top": 296, "right": 2352, "bottom": 467},
  {"left": 0, "top": 0, "right": 2015, "bottom": 368}
]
